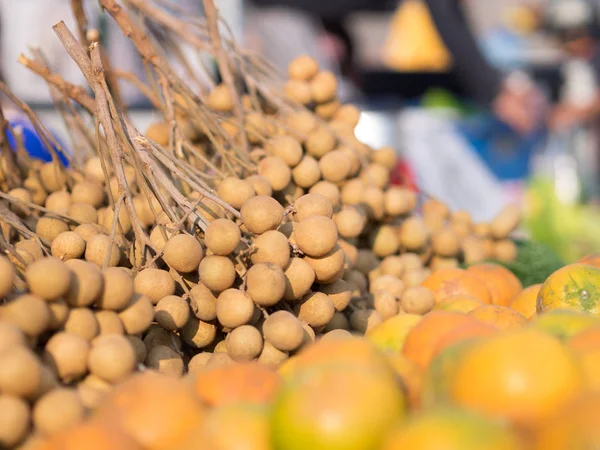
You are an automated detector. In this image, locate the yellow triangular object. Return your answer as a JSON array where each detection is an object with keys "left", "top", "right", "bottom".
[{"left": 382, "top": 0, "right": 453, "bottom": 72}]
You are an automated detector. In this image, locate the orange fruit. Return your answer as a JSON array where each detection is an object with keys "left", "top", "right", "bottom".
[
  {"left": 95, "top": 371, "right": 205, "bottom": 450},
  {"left": 469, "top": 305, "right": 527, "bottom": 330},
  {"left": 193, "top": 362, "right": 280, "bottom": 408},
  {"left": 366, "top": 314, "right": 422, "bottom": 353},
  {"left": 382, "top": 406, "right": 524, "bottom": 450},
  {"left": 568, "top": 326, "right": 600, "bottom": 353},
  {"left": 433, "top": 294, "right": 483, "bottom": 313},
  {"left": 534, "top": 393, "right": 600, "bottom": 450},
  {"left": 402, "top": 311, "right": 482, "bottom": 370},
  {"left": 510, "top": 283, "right": 541, "bottom": 319},
  {"left": 578, "top": 253, "right": 600, "bottom": 268},
  {"left": 537, "top": 263, "right": 600, "bottom": 315},
  {"left": 271, "top": 365, "right": 405, "bottom": 450},
  {"left": 449, "top": 328, "right": 584, "bottom": 429},
  {"left": 44, "top": 418, "right": 142, "bottom": 450},
  {"left": 531, "top": 309, "right": 600, "bottom": 340},
  {"left": 421, "top": 268, "right": 492, "bottom": 304},
  {"left": 386, "top": 353, "right": 423, "bottom": 408},
  {"left": 430, "top": 320, "right": 498, "bottom": 360},
  {"left": 467, "top": 263, "right": 522, "bottom": 306},
  {"left": 568, "top": 327, "right": 600, "bottom": 391}
]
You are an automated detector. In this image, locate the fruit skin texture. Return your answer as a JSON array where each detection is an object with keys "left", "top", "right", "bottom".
[
  {"left": 537, "top": 263, "right": 600, "bottom": 316},
  {"left": 366, "top": 314, "right": 422, "bottom": 353},
  {"left": 421, "top": 268, "right": 492, "bottom": 305},
  {"left": 531, "top": 309, "right": 600, "bottom": 340},
  {"left": 510, "top": 283, "right": 542, "bottom": 319},
  {"left": 270, "top": 365, "right": 405, "bottom": 450},
  {"left": 466, "top": 263, "right": 522, "bottom": 307},
  {"left": 468, "top": 305, "right": 527, "bottom": 331},
  {"left": 449, "top": 328, "right": 584, "bottom": 429}
]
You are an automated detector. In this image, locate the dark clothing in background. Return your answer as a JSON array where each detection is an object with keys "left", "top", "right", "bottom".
[{"left": 249, "top": 0, "right": 394, "bottom": 20}]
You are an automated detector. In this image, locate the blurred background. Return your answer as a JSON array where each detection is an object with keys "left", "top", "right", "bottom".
[{"left": 1, "top": 0, "right": 600, "bottom": 262}]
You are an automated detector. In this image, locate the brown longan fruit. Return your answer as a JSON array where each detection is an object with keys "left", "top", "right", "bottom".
[
  {"left": 349, "top": 309, "right": 383, "bottom": 333},
  {"left": 315, "top": 99, "right": 341, "bottom": 119},
  {"left": 217, "top": 289, "right": 255, "bottom": 329},
  {"left": 320, "top": 279, "right": 352, "bottom": 312},
  {"left": 0, "top": 294, "right": 50, "bottom": 338},
  {"left": 83, "top": 157, "right": 105, "bottom": 184},
  {"left": 155, "top": 295, "right": 190, "bottom": 331},
  {"left": 0, "top": 394, "right": 30, "bottom": 447},
  {"left": 401, "top": 286, "right": 435, "bottom": 315},
  {"left": 227, "top": 325, "right": 263, "bottom": 362},
  {"left": 73, "top": 223, "right": 102, "bottom": 243},
  {"left": 310, "top": 71, "right": 337, "bottom": 103},
  {"left": 134, "top": 268, "right": 176, "bottom": 305},
  {"left": 294, "top": 216, "right": 338, "bottom": 258},
  {"left": 258, "top": 341, "right": 289, "bottom": 368},
  {"left": 207, "top": 83, "right": 234, "bottom": 112},
  {"left": 132, "top": 195, "right": 156, "bottom": 228},
  {"left": 265, "top": 136, "right": 304, "bottom": 167},
  {"left": 246, "top": 263, "right": 286, "bottom": 307},
  {"left": 0, "top": 322, "right": 25, "bottom": 354},
  {"left": 217, "top": 177, "right": 256, "bottom": 210},
  {"left": 85, "top": 234, "right": 121, "bottom": 267},
  {"left": 285, "top": 111, "right": 317, "bottom": 140},
  {"left": 379, "top": 255, "right": 404, "bottom": 279},
  {"left": 304, "top": 245, "right": 345, "bottom": 284},
  {"left": 205, "top": 219, "right": 241, "bottom": 256},
  {"left": 283, "top": 257, "right": 315, "bottom": 301},
  {"left": 333, "top": 206, "right": 365, "bottom": 240},
  {"left": 181, "top": 316, "right": 217, "bottom": 349},
  {"left": 294, "top": 292, "right": 335, "bottom": 329},
  {"left": 363, "top": 186, "right": 385, "bottom": 221},
  {"left": 96, "top": 267, "right": 133, "bottom": 311},
  {"left": 15, "top": 239, "right": 44, "bottom": 261},
  {"left": 240, "top": 195, "right": 284, "bottom": 235},
  {"left": 24, "top": 175, "right": 48, "bottom": 205},
  {"left": 305, "top": 127, "right": 336, "bottom": 159},
  {"left": 145, "top": 121, "right": 170, "bottom": 146},
  {"left": 100, "top": 206, "right": 132, "bottom": 234},
  {"left": 77, "top": 374, "right": 112, "bottom": 410},
  {"left": 319, "top": 150, "right": 351, "bottom": 183},
  {"left": 462, "top": 236, "right": 487, "bottom": 265},
  {"left": 206, "top": 352, "right": 234, "bottom": 369},
  {"left": 450, "top": 219, "right": 472, "bottom": 239},
  {"left": 162, "top": 234, "right": 204, "bottom": 273},
  {"left": 39, "top": 162, "right": 66, "bottom": 192},
  {"left": 51, "top": 231, "right": 86, "bottom": 261},
  {"left": 36, "top": 216, "right": 68, "bottom": 243},
  {"left": 288, "top": 55, "right": 319, "bottom": 81},
  {"left": 95, "top": 310, "right": 124, "bottom": 335},
  {"left": 126, "top": 335, "right": 146, "bottom": 365},
  {"left": 45, "top": 190, "right": 71, "bottom": 213},
  {"left": 300, "top": 321, "right": 316, "bottom": 346},
  {"left": 149, "top": 225, "right": 172, "bottom": 252},
  {"left": 309, "top": 181, "right": 341, "bottom": 207},
  {"left": 258, "top": 156, "right": 292, "bottom": 191},
  {"left": 284, "top": 79, "right": 312, "bottom": 105},
  {"left": 293, "top": 193, "right": 333, "bottom": 222},
  {"left": 251, "top": 230, "right": 290, "bottom": 269},
  {"left": 188, "top": 352, "right": 213, "bottom": 374},
  {"left": 64, "top": 308, "right": 99, "bottom": 341},
  {"left": 403, "top": 269, "right": 430, "bottom": 288},
  {"left": 384, "top": 187, "right": 416, "bottom": 217},
  {"left": 431, "top": 228, "right": 460, "bottom": 257},
  {"left": 399, "top": 217, "right": 429, "bottom": 251},
  {"left": 292, "top": 155, "right": 321, "bottom": 188},
  {"left": 245, "top": 175, "right": 273, "bottom": 197},
  {"left": 494, "top": 239, "right": 518, "bottom": 262},
  {"left": 47, "top": 300, "right": 70, "bottom": 331},
  {"left": 68, "top": 203, "right": 98, "bottom": 224},
  {"left": 33, "top": 388, "right": 84, "bottom": 435},
  {"left": 143, "top": 323, "right": 182, "bottom": 352},
  {"left": 370, "top": 274, "right": 405, "bottom": 299},
  {"left": 343, "top": 270, "right": 368, "bottom": 295},
  {"left": 323, "top": 313, "right": 351, "bottom": 333},
  {"left": 214, "top": 339, "right": 228, "bottom": 353},
  {"left": 371, "top": 146, "right": 397, "bottom": 170},
  {"left": 369, "top": 225, "right": 399, "bottom": 258},
  {"left": 44, "top": 332, "right": 89, "bottom": 383},
  {"left": 70, "top": 182, "right": 104, "bottom": 209},
  {"left": 0, "top": 346, "right": 42, "bottom": 397},
  {"left": 88, "top": 335, "right": 137, "bottom": 383},
  {"left": 118, "top": 294, "right": 154, "bottom": 335},
  {"left": 341, "top": 179, "right": 365, "bottom": 205},
  {"left": 189, "top": 283, "right": 217, "bottom": 321},
  {"left": 262, "top": 311, "right": 304, "bottom": 352},
  {"left": 333, "top": 104, "right": 361, "bottom": 127},
  {"left": 198, "top": 255, "right": 236, "bottom": 292},
  {"left": 64, "top": 259, "right": 103, "bottom": 307},
  {"left": 473, "top": 222, "right": 491, "bottom": 238},
  {"left": 338, "top": 239, "right": 358, "bottom": 269},
  {"left": 8, "top": 187, "right": 32, "bottom": 216},
  {"left": 491, "top": 204, "right": 521, "bottom": 239},
  {"left": 145, "top": 345, "right": 184, "bottom": 377},
  {"left": 354, "top": 249, "right": 379, "bottom": 275},
  {"left": 361, "top": 163, "right": 390, "bottom": 190},
  {"left": 372, "top": 290, "right": 398, "bottom": 320},
  {"left": 0, "top": 256, "right": 14, "bottom": 298},
  {"left": 279, "top": 182, "right": 305, "bottom": 205}
]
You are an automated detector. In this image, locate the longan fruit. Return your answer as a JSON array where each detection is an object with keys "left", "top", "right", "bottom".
[
  {"left": 333, "top": 206, "right": 365, "bottom": 239},
  {"left": 63, "top": 259, "right": 103, "bottom": 307},
  {"left": 450, "top": 219, "right": 472, "bottom": 239},
  {"left": 320, "top": 279, "right": 352, "bottom": 311},
  {"left": 100, "top": 206, "right": 132, "bottom": 234},
  {"left": 207, "top": 83, "right": 234, "bottom": 112},
  {"left": 288, "top": 55, "right": 319, "bottom": 81},
  {"left": 245, "top": 175, "right": 273, "bottom": 197},
  {"left": 132, "top": 195, "right": 156, "bottom": 228},
  {"left": 145, "top": 344, "right": 184, "bottom": 376},
  {"left": 181, "top": 316, "right": 217, "bottom": 349},
  {"left": 370, "top": 274, "right": 405, "bottom": 299},
  {"left": 349, "top": 309, "right": 382, "bottom": 333},
  {"left": 96, "top": 267, "right": 133, "bottom": 311},
  {"left": 338, "top": 238, "right": 358, "bottom": 269},
  {"left": 246, "top": 263, "right": 286, "bottom": 307},
  {"left": 354, "top": 249, "right": 380, "bottom": 275},
  {"left": 258, "top": 340, "right": 289, "bottom": 368},
  {"left": 83, "top": 157, "right": 105, "bottom": 184},
  {"left": 240, "top": 195, "right": 284, "bottom": 234},
  {"left": 88, "top": 335, "right": 137, "bottom": 383},
  {"left": 198, "top": 255, "right": 236, "bottom": 292},
  {"left": 294, "top": 216, "right": 338, "bottom": 258},
  {"left": 33, "top": 388, "right": 84, "bottom": 435},
  {"left": 293, "top": 193, "right": 333, "bottom": 222},
  {"left": 309, "top": 181, "right": 340, "bottom": 207},
  {"left": 226, "top": 325, "right": 263, "bottom": 362},
  {"left": 36, "top": 216, "right": 69, "bottom": 243},
  {"left": 372, "top": 290, "right": 398, "bottom": 320},
  {"left": 95, "top": 310, "right": 124, "bottom": 335},
  {"left": 341, "top": 179, "right": 365, "bottom": 205},
  {"left": 369, "top": 225, "right": 399, "bottom": 258},
  {"left": 250, "top": 230, "right": 290, "bottom": 269},
  {"left": 258, "top": 156, "right": 292, "bottom": 191},
  {"left": 338, "top": 146, "right": 361, "bottom": 176},
  {"left": 379, "top": 255, "right": 404, "bottom": 279},
  {"left": 323, "top": 313, "right": 351, "bottom": 333},
  {"left": 15, "top": 239, "right": 44, "bottom": 261},
  {"left": 71, "top": 182, "right": 105, "bottom": 209},
  {"left": 319, "top": 150, "right": 351, "bottom": 183},
  {"left": 77, "top": 375, "right": 111, "bottom": 410},
  {"left": 278, "top": 182, "right": 304, "bottom": 205},
  {"left": 8, "top": 187, "right": 32, "bottom": 216},
  {"left": 333, "top": 104, "right": 361, "bottom": 127},
  {"left": 205, "top": 219, "right": 241, "bottom": 256},
  {"left": 162, "top": 234, "right": 204, "bottom": 273},
  {"left": 206, "top": 352, "right": 234, "bottom": 369},
  {"left": 126, "top": 335, "right": 146, "bottom": 365},
  {"left": 262, "top": 311, "right": 304, "bottom": 352},
  {"left": 217, "top": 289, "right": 255, "bottom": 329},
  {"left": 51, "top": 231, "right": 86, "bottom": 261},
  {"left": 491, "top": 204, "right": 521, "bottom": 239},
  {"left": 285, "top": 111, "right": 317, "bottom": 139},
  {"left": 44, "top": 332, "right": 89, "bottom": 383},
  {"left": 305, "top": 127, "right": 335, "bottom": 158},
  {"left": 85, "top": 234, "right": 121, "bottom": 267},
  {"left": 143, "top": 324, "right": 181, "bottom": 353},
  {"left": 39, "top": 161, "right": 67, "bottom": 192},
  {"left": 155, "top": 295, "right": 190, "bottom": 331},
  {"left": 217, "top": 177, "right": 256, "bottom": 210},
  {"left": 304, "top": 245, "right": 345, "bottom": 284},
  {"left": 452, "top": 209, "right": 472, "bottom": 225},
  {"left": 462, "top": 236, "right": 487, "bottom": 265},
  {"left": 0, "top": 293, "right": 50, "bottom": 338},
  {"left": 0, "top": 255, "right": 15, "bottom": 298},
  {"left": 0, "top": 395, "right": 30, "bottom": 447},
  {"left": 118, "top": 294, "right": 154, "bottom": 335},
  {"left": 47, "top": 300, "right": 70, "bottom": 330},
  {"left": 300, "top": 321, "right": 316, "bottom": 346},
  {"left": 24, "top": 175, "right": 48, "bottom": 205},
  {"left": 146, "top": 121, "right": 170, "bottom": 146},
  {"left": 0, "top": 322, "right": 25, "bottom": 355},
  {"left": 73, "top": 223, "right": 102, "bottom": 242},
  {"left": 284, "top": 79, "right": 312, "bottom": 105},
  {"left": 214, "top": 339, "right": 228, "bottom": 353},
  {"left": 399, "top": 217, "right": 429, "bottom": 251},
  {"left": 363, "top": 186, "right": 385, "bottom": 220},
  {"left": 315, "top": 98, "right": 341, "bottom": 119},
  {"left": 188, "top": 352, "right": 213, "bottom": 374},
  {"left": 473, "top": 222, "right": 491, "bottom": 238},
  {"left": 401, "top": 286, "right": 435, "bottom": 315},
  {"left": 134, "top": 268, "right": 176, "bottom": 305},
  {"left": 189, "top": 283, "right": 217, "bottom": 322},
  {"left": 431, "top": 228, "right": 460, "bottom": 257},
  {"left": 283, "top": 257, "right": 315, "bottom": 301},
  {"left": 361, "top": 163, "right": 390, "bottom": 190},
  {"left": 494, "top": 239, "right": 518, "bottom": 262},
  {"left": 310, "top": 71, "right": 337, "bottom": 103},
  {"left": 291, "top": 155, "right": 321, "bottom": 189},
  {"left": 68, "top": 203, "right": 98, "bottom": 224},
  {"left": 384, "top": 187, "right": 416, "bottom": 217},
  {"left": 371, "top": 146, "right": 397, "bottom": 170},
  {"left": 0, "top": 346, "right": 42, "bottom": 397},
  {"left": 63, "top": 307, "right": 99, "bottom": 341},
  {"left": 402, "top": 269, "right": 430, "bottom": 288},
  {"left": 45, "top": 190, "right": 71, "bottom": 213},
  {"left": 148, "top": 225, "right": 172, "bottom": 252},
  {"left": 294, "top": 292, "right": 335, "bottom": 328},
  {"left": 246, "top": 112, "right": 273, "bottom": 143}
]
